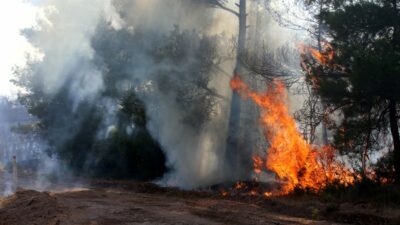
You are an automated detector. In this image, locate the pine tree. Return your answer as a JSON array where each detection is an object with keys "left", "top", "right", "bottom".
[{"left": 305, "top": 0, "right": 400, "bottom": 181}]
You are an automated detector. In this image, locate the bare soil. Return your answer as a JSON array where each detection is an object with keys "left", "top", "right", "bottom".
[{"left": 0, "top": 181, "right": 398, "bottom": 225}]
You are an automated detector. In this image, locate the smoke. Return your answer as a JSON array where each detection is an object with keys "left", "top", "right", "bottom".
[
  {"left": 102, "top": 0, "right": 236, "bottom": 188},
  {"left": 5, "top": 0, "right": 309, "bottom": 190},
  {"left": 114, "top": 0, "right": 237, "bottom": 36},
  {"left": 9, "top": 0, "right": 237, "bottom": 189},
  {"left": 25, "top": 0, "right": 124, "bottom": 104},
  {"left": 0, "top": 0, "right": 41, "bottom": 96},
  {"left": 0, "top": 0, "right": 123, "bottom": 196},
  {"left": 0, "top": 97, "right": 71, "bottom": 196}
]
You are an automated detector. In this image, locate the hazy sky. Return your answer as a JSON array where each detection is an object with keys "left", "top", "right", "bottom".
[
  {"left": 0, "top": 0, "right": 306, "bottom": 97},
  {"left": 0, "top": 0, "right": 237, "bottom": 98},
  {"left": 0, "top": 0, "right": 39, "bottom": 97}
]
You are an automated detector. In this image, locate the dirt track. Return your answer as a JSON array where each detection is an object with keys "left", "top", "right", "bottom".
[{"left": 0, "top": 187, "right": 344, "bottom": 225}]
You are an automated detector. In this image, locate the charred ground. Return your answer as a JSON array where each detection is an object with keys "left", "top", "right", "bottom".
[{"left": 0, "top": 181, "right": 399, "bottom": 225}]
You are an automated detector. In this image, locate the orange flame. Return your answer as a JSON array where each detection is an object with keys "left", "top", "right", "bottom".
[
  {"left": 234, "top": 181, "right": 246, "bottom": 190},
  {"left": 253, "top": 156, "right": 263, "bottom": 174},
  {"left": 249, "top": 190, "right": 258, "bottom": 196},
  {"left": 230, "top": 76, "right": 355, "bottom": 194},
  {"left": 263, "top": 192, "right": 273, "bottom": 198},
  {"left": 221, "top": 190, "right": 229, "bottom": 197},
  {"left": 298, "top": 42, "right": 335, "bottom": 66}
]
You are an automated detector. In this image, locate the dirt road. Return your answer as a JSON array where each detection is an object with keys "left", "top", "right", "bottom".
[{"left": 0, "top": 187, "right": 344, "bottom": 225}]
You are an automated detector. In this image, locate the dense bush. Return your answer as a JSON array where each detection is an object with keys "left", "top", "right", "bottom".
[{"left": 12, "top": 19, "right": 222, "bottom": 180}]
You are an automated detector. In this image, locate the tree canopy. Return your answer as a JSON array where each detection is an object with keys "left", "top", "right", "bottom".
[{"left": 302, "top": 0, "right": 400, "bottom": 181}]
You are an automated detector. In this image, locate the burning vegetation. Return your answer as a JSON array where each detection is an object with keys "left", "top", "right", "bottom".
[
  {"left": 229, "top": 75, "right": 355, "bottom": 195},
  {"left": 298, "top": 42, "right": 335, "bottom": 67},
  {"left": 1, "top": 1, "right": 400, "bottom": 224}
]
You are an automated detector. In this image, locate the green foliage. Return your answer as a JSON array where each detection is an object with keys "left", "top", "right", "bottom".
[
  {"left": 119, "top": 91, "right": 147, "bottom": 128},
  {"left": 12, "top": 19, "right": 223, "bottom": 180},
  {"left": 373, "top": 151, "right": 395, "bottom": 184},
  {"left": 153, "top": 26, "right": 220, "bottom": 128},
  {"left": 304, "top": 0, "right": 400, "bottom": 177},
  {"left": 89, "top": 127, "right": 167, "bottom": 179},
  {"left": 92, "top": 24, "right": 222, "bottom": 129}
]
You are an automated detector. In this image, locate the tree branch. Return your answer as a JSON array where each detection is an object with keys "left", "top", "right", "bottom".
[
  {"left": 202, "top": 0, "right": 239, "bottom": 17},
  {"left": 216, "top": 3, "right": 239, "bottom": 17}
]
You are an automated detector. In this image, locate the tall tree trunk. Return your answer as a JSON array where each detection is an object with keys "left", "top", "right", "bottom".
[
  {"left": 317, "top": 0, "right": 329, "bottom": 145},
  {"left": 389, "top": 100, "right": 400, "bottom": 184},
  {"left": 226, "top": 0, "right": 247, "bottom": 179},
  {"left": 361, "top": 109, "right": 372, "bottom": 180},
  {"left": 390, "top": 0, "right": 400, "bottom": 184}
]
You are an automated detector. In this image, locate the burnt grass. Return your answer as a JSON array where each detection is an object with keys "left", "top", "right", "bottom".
[{"left": 89, "top": 179, "right": 400, "bottom": 225}]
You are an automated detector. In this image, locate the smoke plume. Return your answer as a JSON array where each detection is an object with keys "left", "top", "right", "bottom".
[{"left": 7, "top": 0, "right": 306, "bottom": 190}]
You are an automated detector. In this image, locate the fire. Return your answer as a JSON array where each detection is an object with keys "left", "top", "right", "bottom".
[
  {"left": 253, "top": 156, "right": 263, "bottom": 174},
  {"left": 230, "top": 76, "right": 355, "bottom": 194},
  {"left": 234, "top": 181, "right": 246, "bottom": 190},
  {"left": 221, "top": 190, "right": 229, "bottom": 197},
  {"left": 298, "top": 42, "right": 334, "bottom": 66},
  {"left": 299, "top": 42, "right": 346, "bottom": 81},
  {"left": 249, "top": 190, "right": 258, "bottom": 196},
  {"left": 263, "top": 192, "right": 273, "bottom": 198}
]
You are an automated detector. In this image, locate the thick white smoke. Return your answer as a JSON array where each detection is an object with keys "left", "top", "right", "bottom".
[
  {"left": 27, "top": 0, "right": 124, "bottom": 106},
  {"left": 1, "top": 0, "right": 124, "bottom": 195},
  {"left": 9, "top": 0, "right": 236, "bottom": 189},
  {"left": 5, "top": 0, "right": 307, "bottom": 190},
  {"left": 0, "top": 0, "right": 41, "bottom": 97},
  {"left": 112, "top": 0, "right": 236, "bottom": 188}
]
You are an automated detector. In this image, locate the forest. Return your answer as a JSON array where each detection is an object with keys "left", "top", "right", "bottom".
[{"left": 0, "top": 0, "right": 399, "bottom": 224}]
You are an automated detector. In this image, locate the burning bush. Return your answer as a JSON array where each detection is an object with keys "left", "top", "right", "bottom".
[{"left": 230, "top": 75, "right": 355, "bottom": 195}]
